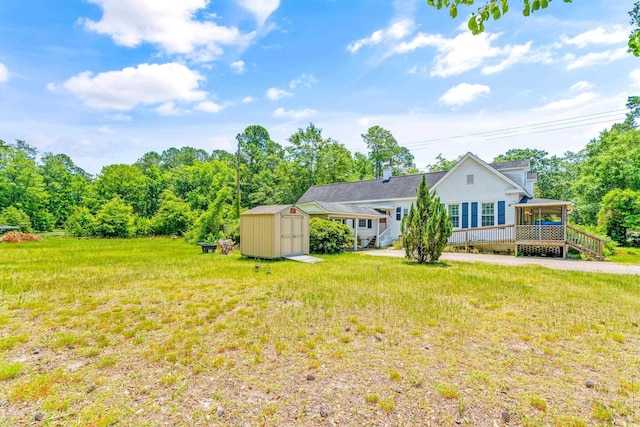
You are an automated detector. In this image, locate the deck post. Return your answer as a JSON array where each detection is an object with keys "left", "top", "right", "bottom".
[
  {"left": 376, "top": 218, "right": 380, "bottom": 248},
  {"left": 354, "top": 217, "right": 358, "bottom": 251},
  {"left": 465, "top": 229, "right": 469, "bottom": 252}
]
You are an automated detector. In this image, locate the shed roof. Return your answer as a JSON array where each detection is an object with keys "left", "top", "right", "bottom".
[
  {"left": 298, "top": 201, "right": 386, "bottom": 219},
  {"left": 297, "top": 156, "right": 530, "bottom": 204},
  {"left": 241, "top": 205, "right": 293, "bottom": 215}
]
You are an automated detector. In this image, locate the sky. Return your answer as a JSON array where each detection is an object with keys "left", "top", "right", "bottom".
[{"left": 0, "top": 0, "right": 638, "bottom": 175}]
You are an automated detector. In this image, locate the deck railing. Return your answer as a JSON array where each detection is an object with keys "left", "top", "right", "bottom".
[
  {"left": 448, "top": 224, "right": 515, "bottom": 248},
  {"left": 515, "top": 225, "right": 564, "bottom": 241},
  {"left": 566, "top": 225, "right": 604, "bottom": 260}
]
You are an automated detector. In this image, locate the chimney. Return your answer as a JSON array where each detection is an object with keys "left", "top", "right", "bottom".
[{"left": 382, "top": 166, "right": 392, "bottom": 183}]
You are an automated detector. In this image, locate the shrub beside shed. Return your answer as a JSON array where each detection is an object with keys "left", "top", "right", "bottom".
[{"left": 240, "top": 205, "right": 310, "bottom": 259}]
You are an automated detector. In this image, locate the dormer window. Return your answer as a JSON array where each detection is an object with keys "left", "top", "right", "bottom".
[{"left": 467, "top": 174, "right": 474, "bottom": 184}]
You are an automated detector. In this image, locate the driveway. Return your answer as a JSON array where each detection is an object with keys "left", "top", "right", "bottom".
[{"left": 363, "top": 248, "right": 640, "bottom": 275}]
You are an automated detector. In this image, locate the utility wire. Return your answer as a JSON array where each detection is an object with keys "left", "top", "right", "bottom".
[{"left": 400, "top": 109, "right": 627, "bottom": 149}]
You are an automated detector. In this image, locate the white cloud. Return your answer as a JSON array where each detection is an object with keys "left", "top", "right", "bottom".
[
  {"left": 565, "top": 48, "right": 627, "bottom": 70},
  {"left": 236, "top": 0, "right": 279, "bottom": 26},
  {"left": 241, "top": 96, "right": 256, "bottom": 103},
  {"left": 289, "top": 73, "right": 317, "bottom": 89},
  {"left": 538, "top": 92, "right": 598, "bottom": 111},
  {"left": 156, "top": 101, "right": 185, "bottom": 116},
  {"left": 347, "top": 19, "right": 414, "bottom": 53},
  {"left": 81, "top": 0, "right": 253, "bottom": 61},
  {"left": 266, "top": 87, "right": 292, "bottom": 100},
  {"left": 439, "top": 83, "right": 490, "bottom": 107},
  {"left": 395, "top": 31, "right": 538, "bottom": 77},
  {"left": 570, "top": 81, "right": 593, "bottom": 92},
  {"left": 195, "top": 101, "right": 225, "bottom": 113},
  {"left": 561, "top": 26, "right": 628, "bottom": 48},
  {"left": 53, "top": 62, "right": 207, "bottom": 110},
  {"left": 0, "top": 62, "right": 8, "bottom": 82},
  {"left": 106, "top": 113, "right": 132, "bottom": 121},
  {"left": 231, "top": 60, "right": 245, "bottom": 74},
  {"left": 273, "top": 107, "right": 315, "bottom": 120},
  {"left": 98, "top": 125, "right": 116, "bottom": 134}
]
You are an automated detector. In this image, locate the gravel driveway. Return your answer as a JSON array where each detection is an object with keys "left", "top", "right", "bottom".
[{"left": 363, "top": 248, "right": 640, "bottom": 275}]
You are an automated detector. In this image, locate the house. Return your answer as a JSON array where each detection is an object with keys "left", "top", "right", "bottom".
[{"left": 297, "top": 152, "right": 604, "bottom": 259}]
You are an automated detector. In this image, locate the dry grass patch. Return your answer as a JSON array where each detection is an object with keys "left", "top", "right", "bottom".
[{"left": 0, "top": 237, "right": 639, "bottom": 425}]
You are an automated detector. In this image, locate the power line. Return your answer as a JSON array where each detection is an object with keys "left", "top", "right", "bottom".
[{"left": 400, "top": 109, "right": 627, "bottom": 149}]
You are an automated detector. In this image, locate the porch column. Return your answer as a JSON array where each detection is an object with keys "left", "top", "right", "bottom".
[
  {"left": 376, "top": 218, "right": 380, "bottom": 248},
  {"left": 354, "top": 217, "right": 358, "bottom": 251}
]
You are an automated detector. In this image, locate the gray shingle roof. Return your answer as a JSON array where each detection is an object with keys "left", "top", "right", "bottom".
[
  {"left": 297, "top": 172, "right": 446, "bottom": 204},
  {"left": 312, "top": 201, "right": 386, "bottom": 217},
  {"left": 297, "top": 159, "right": 531, "bottom": 204}
]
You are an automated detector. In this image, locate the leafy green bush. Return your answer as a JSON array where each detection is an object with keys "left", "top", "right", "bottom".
[
  {"left": 0, "top": 206, "right": 33, "bottom": 233},
  {"left": 309, "top": 218, "right": 353, "bottom": 254},
  {"left": 152, "top": 191, "right": 194, "bottom": 237},
  {"left": 185, "top": 207, "right": 224, "bottom": 243},
  {"left": 132, "top": 216, "right": 154, "bottom": 237},
  {"left": 64, "top": 207, "right": 95, "bottom": 237},
  {"left": 94, "top": 197, "right": 134, "bottom": 238}
]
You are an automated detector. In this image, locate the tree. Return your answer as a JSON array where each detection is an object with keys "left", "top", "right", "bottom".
[
  {"left": 401, "top": 175, "right": 452, "bottom": 263},
  {"left": 361, "top": 126, "right": 415, "bottom": 178},
  {"left": 94, "top": 164, "right": 148, "bottom": 217},
  {"left": 94, "top": 197, "right": 134, "bottom": 238},
  {"left": 151, "top": 190, "right": 194, "bottom": 236},
  {"left": 0, "top": 206, "right": 32, "bottom": 232},
  {"left": 629, "top": 2, "right": 640, "bottom": 56},
  {"left": 597, "top": 189, "right": 640, "bottom": 246},
  {"left": 493, "top": 148, "right": 575, "bottom": 201},
  {"left": 572, "top": 125, "right": 640, "bottom": 225},
  {"left": 64, "top": 206, "right": 95, "bottom": 237},
  {"left": 426, "top": 153, "right": 462, "bottom": 172},
  {"left": 426, "top": 0, "right": 573, "bottom": 36}
]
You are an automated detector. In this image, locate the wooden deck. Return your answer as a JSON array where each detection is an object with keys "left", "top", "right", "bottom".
[{"left": 448, "top": 224, "right": 605, "bottom": 260}]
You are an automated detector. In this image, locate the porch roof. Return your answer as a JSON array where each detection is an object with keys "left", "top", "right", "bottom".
[
  {"left": 298, "top": 201, "right": 386, "bottom": 219},
  {"left": 513, "top": 197, "right": 574, "bottom": 208}
]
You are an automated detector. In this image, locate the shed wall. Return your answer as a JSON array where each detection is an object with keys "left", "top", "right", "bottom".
[{"left": 240, "top": 214, "right": 277, "bottom": 258}]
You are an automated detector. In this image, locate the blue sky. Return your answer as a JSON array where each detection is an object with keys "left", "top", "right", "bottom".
[{"left": 0, "top": 0, "right": 637, "bottom": 174}]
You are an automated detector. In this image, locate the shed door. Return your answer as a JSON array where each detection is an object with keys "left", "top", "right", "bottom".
[{"left": 281, "top": 215, "right": 303, "bottom": 256}]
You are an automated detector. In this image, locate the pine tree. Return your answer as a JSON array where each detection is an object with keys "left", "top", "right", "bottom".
[{"left": 401, "top": 175, "right": 452, "bottom": 263}]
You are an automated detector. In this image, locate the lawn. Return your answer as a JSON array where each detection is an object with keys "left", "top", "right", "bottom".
[{"left": 0, "top": 237, "right": 639, "bottom": 426}]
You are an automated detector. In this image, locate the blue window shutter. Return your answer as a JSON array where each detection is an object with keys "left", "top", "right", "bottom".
[
  {"left": 498, "top": 201, "right": 506, "bottom": 225},
  {"left": 367, "top": 219, "right": 372, "bottom": 228},
  {"left": 471, "top": 202, "right": 478, "bottom": 228},
  {"left": 461, "top": 203, "right": 469, "bottom": 229}
]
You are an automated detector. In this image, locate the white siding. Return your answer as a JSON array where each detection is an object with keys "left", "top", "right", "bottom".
[
  {"left": 501, "top": 170, "right": 525, "bottom": 187},
  {"left": 434, "top": 158, "right": 521, "bottom": 227},
  {"left": 344, "top": 199, "right": 414, "bottom": 242}
]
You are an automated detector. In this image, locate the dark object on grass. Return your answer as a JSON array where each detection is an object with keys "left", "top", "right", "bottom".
[
  {"left": 319, "top": 407, "right": 328, "bottom": 418},
  {"left": 306, "top": 374, "right": 315, "bottom": 381},
  {"left": 197, "top": 242, "right": 218, "bottom": 253},
  {"left": 87, "top": 384, "right": 96, "bottom": 393},
  {"left": 586, "top": 379, "right": 595, "bottom": 388},
  {"left": 501, "top": 411, "right": 510, "bottom": 423},
  {"left": 35, "top": 412, "right": 43, "bottom": 422}
]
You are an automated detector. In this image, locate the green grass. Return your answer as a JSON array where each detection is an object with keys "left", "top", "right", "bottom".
[
  {"left": 0, "top": 236, "right": 639, "bottom": 425},
  {"left": 610, "top": 247, "right": 640, "bottom": 264}
]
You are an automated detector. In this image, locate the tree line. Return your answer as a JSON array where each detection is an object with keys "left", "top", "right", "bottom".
[
  {"left": 0, "top": 124, "right": 415, "bottom": 243},
  {"left": 0, "top": 119, "right": 638, "bottom": 246}
]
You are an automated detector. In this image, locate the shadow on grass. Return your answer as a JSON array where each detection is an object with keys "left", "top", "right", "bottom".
[{"left": 404, "top": 260, "right": 451, "bottom": 269}]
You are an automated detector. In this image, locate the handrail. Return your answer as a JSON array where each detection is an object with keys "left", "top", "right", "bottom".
[{"left": 566, "top": 225, "right": 604, "bottom": 260}]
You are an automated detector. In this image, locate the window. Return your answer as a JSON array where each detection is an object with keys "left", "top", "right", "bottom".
[
  {"left": 467, "top": 174, "right": 474, "bottom": 184},
  {"left": 481, "top": 203, "right": 494, "bottom": 227},
  {"left": 358, "top": 219, "right": 371, "bottom": 228},
  {"left": 403, "top": 208, "right": 408, "bottom": 217},
  {"left": 396, "top": 207, "right": 401, "bottom": 221},
  {"left": 448, "top": 205, "right": 460, "bottom": 228}
]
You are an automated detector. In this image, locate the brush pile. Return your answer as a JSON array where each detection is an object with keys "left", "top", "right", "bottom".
[{"left": 0, "top": 232, "right": 41, "bottom": 243}]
